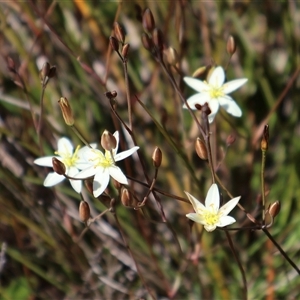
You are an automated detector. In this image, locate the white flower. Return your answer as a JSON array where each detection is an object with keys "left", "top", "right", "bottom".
[
  {"left": 34, "top": 137, "right": 95, "bottom": 193},
  {"left": 75, "top": 131, "right": 139, "bottom": 198},
  {"left": 185, "top": 183, "right": 240, "bottom": 232},
  {"left": 183, "top": 66, "right": 247, "bottom": 123}
]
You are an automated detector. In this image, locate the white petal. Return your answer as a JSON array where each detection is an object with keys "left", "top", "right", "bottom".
[
  {"left": 93, "top": 168, "right": 110, "bottom": 197},
  {"left": 183, "top": 93, "right": 210, "bottom": 109},
  {"left": 222, "top": 78, "right": 247, "bottom": 94},
  {"left": 109, "top": 166, "right": 128, "bottom": 184},
  {"left": 57, "top": 137, "right": 73, "bottom": 154},
  {"left": 184, "top": 191, "right": 206, "bottom": 213},
  {"left": 205, "top": 184, "right": 220, "bottom": 210},
  {"left": 204, "top": 224, "right": 217, "bottom": 232},
  {"left": 34, "top": 156, "right": 58, "bottom": 167},
  {"left": 113, "top": 131, "right": 119, "bottom": 155},
  {"left": 76, "top": 166, "right": 97, "bottom": 179},
  {"left": 186, "top": 213, "right": 206, "bottom": 224},
  {"left": 219, "top": 196, "right": 240, "bottom": 216},
  {"left": 68, "top": 166, "right": 82, "bottom": 193},
  {"left": 207, "top": 100, "right": 219, "bottom": 116},
  {"left": 183, "top": 77, "right": 209, "bottom": 93},
  {"left": 217, "top": 215, "right": 236, "bottom": 227},
  {"left": 208, "top": 66, "right": 225, "bottom": 87},
  {"left": 44, "top": 172, "right": 64, "bottom": 186},
  {"left": 115, "top": 146, "right": 139, "bottom": 161},
  {"left": 219, "top": 97, "right": 242, "bottom": 117}
]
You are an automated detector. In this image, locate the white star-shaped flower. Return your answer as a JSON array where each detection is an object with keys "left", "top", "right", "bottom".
[
  {"left": 185, "top": 183, "right": 240, "bottom": 232},
  {"left": 34, "top": 137, "right": 95, "bottom": 193},
  {"left": 75, "top": 131, "right": 139, "bottom": 198},
  {"left": 183, "top": 66, "right": 247, "bottom": 123}
]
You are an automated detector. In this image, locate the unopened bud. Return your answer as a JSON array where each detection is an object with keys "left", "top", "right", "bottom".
[
  {"left": 79, "top": 201, "right": 90, "bottom": 223},
  {"left": 109, "top": 36, "right": 119, "bottom": 52},
  {"left": 195, "top": 138, "right": 208, "bottom": 160},
  {"left": 268, "top": 201, "right": 281, "bottom": 219},
  {"left": 192, "top": 66, "right": 209, "bottom": 78},
  {"left": 52, "top": 157, "right": 66, "bottom": 175},
  {"left": 7, "top": 57, "right": 16, "bottom": 73},
  {"left": 48, "top": 65, "right": 56, "bottom": 78},
  {"left": 164, "top": 47, "right": 179, "bottom": 66},
  {"left": 105, "top": 90, "right": 117, "bottom": 99},
  {"left": 142, "top": 8, "right": 155, "bottom": 32},
  {"left": 121, "top": 43, "right": 130, "bottom": 58},
  {"left": 261, "top": 125, "right": 269, "bottom": 151},
  {"left": 121, "top": 187, "right": 136, "bottom": 207},
  {"left": 141, "top": 33, "right": 153, "bottom": 51},
  {"left": 114, "top": 22, "right": 125, "bottom": 43},
  {"left": 227, "top": 35, "right": 236, "bottom": 56},
  {"left": 201, "top": 102, "right": 211, "bottom": 117},
  {"left": 58, "top": 97, "right": 74, "bottom": 126},
  {"left": 40, "top": 62, "right": 50, "bottom": 80},
  {"left": 112, "top": 178, "right": 122, "bottom": 189},
  {"left": 152, "top": 28, "right": 164, "bottom": 52},
  {"left": 84, "top": 179, "right": 94, "bottom": 195},
  {"left": 101, "top": 130, "right": 117, "bottom": 151},
  {"left": 226, "top": 134, "right": 236, "bottom": 146},
  {"left": 152, "top": 147, "right": 162, "bottom": 168}
]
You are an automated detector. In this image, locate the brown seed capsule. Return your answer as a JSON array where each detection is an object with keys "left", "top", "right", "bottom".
[
  {"left": 101, "top": 130, "right": 117, "bottom": 151},
  {"left": 48, "top": 65, "right": 56, "bottom": 78},
  {"left": 164, "top": 47, "right": 179, "bottom": 66},
  {"left": 261, "top": 125, "right": 269, "bottom": 151},
  {"left": 58, "top": 97, "right": 75, "bottom": 126},
  {"left": 152, "top": 28, "right": 164, "bottom": 52},
  {"left": 79, "top": 201, "right": 90, "bottom": 223},
  {"left": 105, "top": 90, "right": 118, "bottom": 99},
  {"left": 84, "top": 179, "right": 94, "bottom": 195},
  {"left": 227, "top": 35, "right": 236, "bottom": 56},
  {"left": 40, "top": 62, "right": 50, "bottom": 80},
  {"left": 226, "top": 134, "right": 236, "bottom": 146},
  {"left": 142, "top": 8, "right": 155, "bottom": 32},
  {"left": 109, "top": 36, "right": 119, "bottom": 52},
  {"left": 114, "top": 22, "right": 125, "bottom": 43},
  {"left": 152, "top": 147, "right": 162, "bottom": 168},
  {"left": 141, "top": 32, "right": 153, "bottom": 51},
  {"left": 112, "top": 178, "right": 122, "bottom": 189},
  {"left": 268, "top": 201, "right": 281, "bottom": 219},
  {"left": 121, "top": 187, "right": 135, "bottom": 207},
  {"left": 121, "top": 43, "right": 130, "bottom": 58},
  {"left": 7, "top": 57, "right": 16, "bottom": 73},
  {"left": 195, "top": 138, "right": 208, "bottom": 160},
  {"left": 52, "top": 157, "right": 66, "bottom": 175}
]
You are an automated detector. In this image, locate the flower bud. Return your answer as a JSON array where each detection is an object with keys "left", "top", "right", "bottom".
[
  {"left": 40, "top": 62, "right": 50, "bottom": 80},
  {"left": 142, "top": 8, "right": 155, "bottom": 32},
  {"left": 268, "top": 201, "right": 281, "bottom": 219},
  {"left": 101, "top": 130, "right": 117, "bottom": 151},
  {"left": 48, "top": 65, "right": 56, "bottom": 78},
  {"left": 109, "top": 36, "right": 119, "bottom": 52},
  {"left": 152, "top": 147, "right": 162, "bottom": 168},
  {"left": 226, "top": 134, "right": 236, "bottom": 146},
  {"left": 114, "top": 22, "right": 125, "bottom": 43},
  {"left": 121, "top": 187, "right": 136, "bottom": 207},
  {"left": 141, "top": 33, "right": 153, "bottom": 51},
  {"left": 226, "top": 35, "right": 236, "bottom": 56},
  {"left": 195, "top": 138, "right": 208, "bottom": 160},
  {"left": 121, "top": 43, "right": 130, "bottom": 58},
  {"left": 112, "top": 178, "right": 122, "bottom": 189},
  {"left": 58, "top": 97, "right": 75, "bottom": 126},
  {"left": 84, "top": 179, "right": 94, "bottom": 195},
  {"left": 192, "top": 66, "right": 208, "bottom": 78},
  {"left": 152, "top": 28, "right": 164, "bottom": 52},
  {"left": 201, "top": 102, "right": 211, "bottom": 117},
  {"left": 79, "top": 201, "right": 90, "bottom": 223},
  {"left": 52, "top": 157, "right": 66, "bottom": 175},
  {"left": 261, "top": 125, "right": 269, "bottom": 151},
  {"left": 7, "top": 57, "right": 17, "bottom": 73},
  {"left": 164, "top": 47, "right": 179, "bottom": 66},
  {"left": 105, "top": 90, "right": 117, "bottom": 99}
]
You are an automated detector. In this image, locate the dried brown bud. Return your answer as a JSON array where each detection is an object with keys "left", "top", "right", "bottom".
[
  {"left": 52, "top": 157, "right": 66, "bottom": 175},
  {"left": 227, "top": 35, "right": 236, "bottom": 56},
  {"left": 84, "top": 179, "right": 94, "bottom": 195},
  {"left": 268, "top": 201, "right": 281, "bottom": 219},
  {"left": 164, "top": 47, "right": 179, "bottom": 66},
  {"left": 201, "top": 102, "right": 211, "bottom": 117},
  {"left": 40, "top": 62, "right": 50, "bottom": 80},
  {"left": 121, "top": 187, "right": 136, "bottom": 207},
  {"left": 152, "top": 147, "right": 162, "bottom": 168},
  {"left": 121, "top": 43, "right": 130, "bottom": 58},
  {"left": 79, "top": 201, "right": 90, "bottom": 223},
  {"left": 142, "top": 8, "right": 155, "bottom": 32},
  {"left": 192, "top": 66, "right": 208, "bottom": 78},
  {"left": 58, "top": 97, "right": 74, "bottom": 126},
  {"left": 261, "top": 125, "right": 269, "bottom": 151},
  {"left": 141, "top": 33, "right": 153, "bottom": 51},
  {"left": 112, "top": 178, "right": 122, "bottom": 189},
  {"left": 101, "top": 130, "right": 117, "bottom": 151},
  {"left": 195, "top": 138, "right": 208, "bottom": 160},
  {"left": 109, "top": 36, "right": 119, "bottom": 52},
  {"left": 48, "top": 65, "right": 56, "bottom": 78},
  {"left": 226, "top": 134, "right": 236, "bottom": 146},
  {"left": 114, "top": 22, "right": 125, "bottom": 43},
  {"left": 105, "top": 90, "right": 118, "bottom": 99},
  {"left": 7, "top": 57, "right": 17, "bottom": 73},
  {"left": 152, "top": 28, "right": 164, "bottom": 52}
]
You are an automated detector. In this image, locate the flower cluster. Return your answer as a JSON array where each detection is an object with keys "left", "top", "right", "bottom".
[{"left": 34, "top": 131, "right": 139, "bottom": 197}]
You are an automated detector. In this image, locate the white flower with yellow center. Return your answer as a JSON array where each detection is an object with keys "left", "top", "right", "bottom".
[
  {"left": 75, "top": 131, "right": 139, "bottom": 198},
  {"left": 185, "top": 183, "right": 240, "bottom": 232},
  {"left": 34, "top": 137, "right": 94, "bottom": 193},
  {"left": 183, "top": 66, "right": 247, "bottom": 123}
]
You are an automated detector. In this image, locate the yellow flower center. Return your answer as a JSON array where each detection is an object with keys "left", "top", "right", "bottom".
[
  {"left": 203, "top": 211, "right": 220, "bottom": 225},
  {"left": 209, "top": 86, "right": 224, "bottom": 99},
  {"left": 90, "top": 150, "right": 114, "bottom": 168},
  {"left": 55, "top": 145, "right": 80, "bottom": 168}
]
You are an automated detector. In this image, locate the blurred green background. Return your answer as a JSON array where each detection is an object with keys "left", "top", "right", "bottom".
[{"left": 0, "top": 1, "right": 299, "bottom": 299}]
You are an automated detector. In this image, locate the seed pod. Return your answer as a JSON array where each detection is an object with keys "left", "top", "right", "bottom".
[
  {"left": 40, "top": 62, "right": 50, "bottom": 81},
  {"left": 268, "top": 201, "right": 281, "bottom": 219},
  {"left": 101, "top": 130, "right": 117, "bottom": 151},
  {"left": 112, "top": 178, "right": 122, "bottom": 189},
  {"left": 226, "top": 134, "right": 236, "bottom": 147},
  {"left": 121, "top": 187, "right": 132, "bottom": 207},
  {"left": 114, "top": 22, "right": 125, "bottom": 43},
  {"left": 261, "top": 125, "right": 269, "bottom": 151},
  {"left": 7, "top": 57, "right": 16, "bottom": 73},
  {"left": 105, "top": 90, "right": 118, "bottom": 99},
  {"left": 227, "top": 35, "right": 236, "bottom": 56},
  {"left": 141, "top": 32, "right": 153, "bottom": 51},
  {"left": 152, "top": 28, "right": 164, "bottom": 52},
  {"left": 58, "top": 97, "right": 74, "bottom": 126},
  {"left": 164, "top": 47, "right": 179, "bottom": 66},
  {"left": 52, "top": 157, "right": 66, "bottom": 175},
  {"left": 121, "top": 43, "right": 130, "bottom": 58},
  {"left": 109, "top": 36, "right": 119, "bottom": 52},
  {"left": 79, "top": 201, "right": 90, "bottom": 223},
  {"left": 195, "top": 138, "right": 208, "bottom": 160},
  {"left": 142, "top": 8, "right": 155, "bottom": 32},
  {"left": 152, "top": 147, "right": 162, "bottom": 168},
  {"left": 48, "top": 65, "right": 56, "bottom": 78}
]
